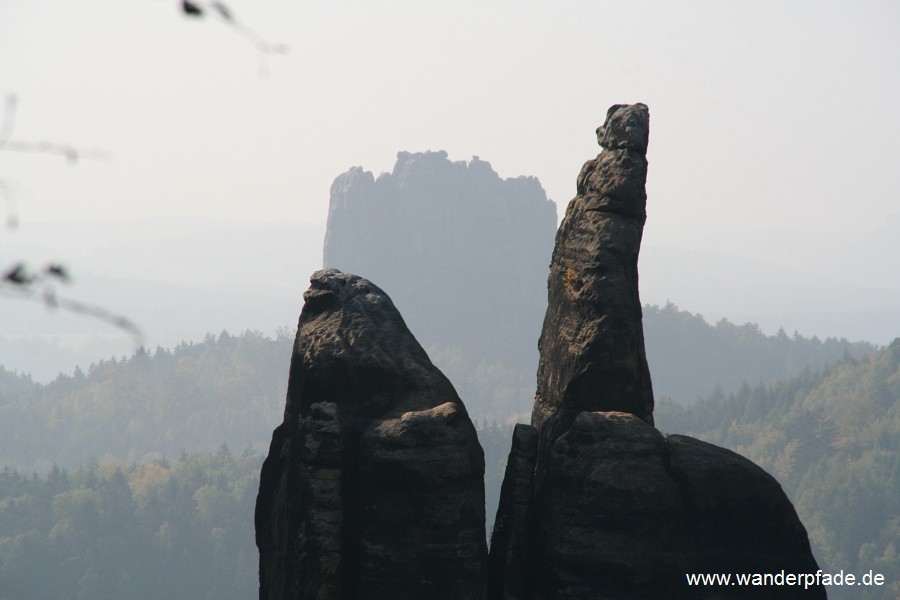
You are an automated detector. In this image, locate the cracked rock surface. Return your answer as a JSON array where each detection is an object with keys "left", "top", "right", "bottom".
[
  {"left": 490, "top": 104, "right": 826, "bottom": 599},
  {"left": 256, "top": 269, "right": 486, "bottom": 600}
]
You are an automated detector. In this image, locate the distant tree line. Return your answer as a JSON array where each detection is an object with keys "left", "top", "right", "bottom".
[
  {"left": 0, "top": 330, "right": 293, "bottom": 471},
  {"left": 643, "top": 302, "right": 876, "bottom": 404},
  {"left": 0, "top": 447, "right": 260, "bottom": 600},
  {"left": 655, "top": 339, "right": 900, "bottom": 600},
  {"left": 0, "top": 306, "right": 876, "bottom": 471},
  {"left": 0, "top": 312, "right": 892, "bottom": 598}
]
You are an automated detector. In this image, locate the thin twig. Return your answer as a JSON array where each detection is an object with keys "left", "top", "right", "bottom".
[
  {"left": 181, "top": 1, "right": 289, "bottom": 75},
  {"left": 2, "top": 140, "right": 109, "bottom": 164},
  {"left": 0, "top": 94, "right": 16, "bottom": 149},
  {"left": 0, "top": 281, "right": 145, "bottom": 349}
]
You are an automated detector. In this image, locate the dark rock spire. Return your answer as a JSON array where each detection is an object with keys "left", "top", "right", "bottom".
[
  {"left": 532, "top": 103, "right": 655, "bottom": 433},
  {"left": 255, "top": 269, "right": 487, "bottom": 600},
  {"left": 257, "top": 106, "right": 826, "bottom": 600},
  {"left": 489, "top": 104, "right": 826, "bottom": 599}
]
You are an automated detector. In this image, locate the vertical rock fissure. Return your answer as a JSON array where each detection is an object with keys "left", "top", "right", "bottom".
[
  {"left": 258, "top": 105, "right": 826, "bottom": 600},
  {"left": 487, "top": 104, "right": 826, "bottom": 599},
  {"left": 532, "top": 103, "right": 654, "bottom": 435},
  {"left": 256, "top": 270, "right": 487, "bottom": 600}
]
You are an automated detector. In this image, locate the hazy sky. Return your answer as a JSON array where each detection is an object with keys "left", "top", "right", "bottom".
[
  {"left": 2, "top": 1, "right": 900, "bottom": 374},
  {"left": 3, "top": 1, "right": 898, "bottom": 229}
]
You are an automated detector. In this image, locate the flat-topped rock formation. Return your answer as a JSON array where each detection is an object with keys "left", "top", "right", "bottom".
[
  {"left": 323, "top": 150, "right": 557, "bottom": 369},
  {"left": 258, "top": 105, "right": 826, "bottom": 600},
  {"left": 255, "top": 269, "right": 486, "bottom": 600}
]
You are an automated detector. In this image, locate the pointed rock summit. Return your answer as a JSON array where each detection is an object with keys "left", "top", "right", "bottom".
[
  {"left": 489, "top": 104, "right": 826, "bottom": 599},
  {"left": 257, "top": 106, "right": 826, "bottom": 600},
  {"left": 255, "top": 269, "right": 487, "bottom": 600},
  {"left": 533, "top": 103, "right": 654, "bottom": 433}
]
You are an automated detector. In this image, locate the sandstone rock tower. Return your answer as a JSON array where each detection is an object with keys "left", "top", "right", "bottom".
[
  {"left": 533, "top": 102, "right": 655, "bottom": 432},
  {"left": 255, "top": 270, "right": 487, "bottom": 600},
  {"left": 257, "top": 105, "right": 826, "bottom": 600},
  {"left": 488, "top": 104, "right": 826, "bottom": 599}
]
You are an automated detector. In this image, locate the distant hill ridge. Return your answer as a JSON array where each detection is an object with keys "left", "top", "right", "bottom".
[
  {"left": 655, "top": 339, "right": 900, "bottom": 599},
  {"left": 0, "top": 304, "right": 877, "bottom": 471},
  {"left": 644, "top": 302, "right": 876, "bottom": 404}
]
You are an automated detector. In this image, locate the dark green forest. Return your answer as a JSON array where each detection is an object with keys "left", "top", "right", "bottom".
[
  {"left": 0, "top": 309, "right": 895, "bottom": 598},
  {"left": 0, "top": 331, "right": 293, "bottom": 471},
  {"left": 0, "top": 448, "right": 260, "bottom": 600},
  {"left": 656, "top": 340, "right": 900, "bottom": 600},
  {"left": 643, "top": 302, "right": 876, "bottom": 404},
  {"left": 0, "top": 306, "right": 875, "bottom": 471}
]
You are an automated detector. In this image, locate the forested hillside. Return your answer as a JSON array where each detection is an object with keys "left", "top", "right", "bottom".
[
  {"left": 0, "top": 448, "right": 260, "bottom": 600},
  {"left": 0, "top": 331, "right": 292, "bottom": 471},
  {"left": 644, "top": 302, "right": 875, "bottom": 404},
  {"left": 656, "top": 339, "right": 900, "bottom": 600},
  {"left": 0, "top": 327, "right": 895, "bottom": 597},
  {"left": 0, "top": 304, "right": 875, "bottom": 471}
]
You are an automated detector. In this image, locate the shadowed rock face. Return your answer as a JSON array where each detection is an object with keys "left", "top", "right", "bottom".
[
  {"left": 255, "top": 269, "right": 486, "bottom": 600},
  {"left": 257, "top": 105, "right": 825, "bottom": 600},
  {"left": 533, "top": 103, "right": 654, "bottom": 433},
  {"left": 489, "top": 104, "right": 826, "bottom": 599},
  {"left": 323, "top": 150, "right": 557, "bottom": 372}
]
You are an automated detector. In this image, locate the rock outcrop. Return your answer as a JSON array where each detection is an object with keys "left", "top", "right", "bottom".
[
  {"left": 533, "top": 103, "right": 654, "bottom": 433},
  {"left": 255, "top": 269, "right": 487, "bottom": 600},
  {"left": 491, "top": 411, "right": 826, "bottom": 598},
  {"left": 258, "top": 105, "right": 826, "bottom": 600},
  {"left": 323, "top": 151, "right": 557, "bottom": 369},
  {"left": 489, "top": 104, "right": 827, "bottom": 599}
]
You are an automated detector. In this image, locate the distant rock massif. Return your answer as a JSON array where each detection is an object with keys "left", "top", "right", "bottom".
[
  {"left": 256, "top": 105, "right": 825, "bottom": 598},
  {"left": 323, "top": 150, "right": 557, "bottom": 367}
]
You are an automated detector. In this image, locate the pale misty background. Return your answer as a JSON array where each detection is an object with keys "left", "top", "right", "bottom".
[{"left": 1, "top": 0, "right": 899, "bottom": 381}]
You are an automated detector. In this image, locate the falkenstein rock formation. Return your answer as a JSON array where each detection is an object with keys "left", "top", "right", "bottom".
[
  {"left": 257, "top": 104, "right": 825, "bottom": 599},
  {"left": 488, "top": 103, "right": 826, "bottom": 599},
  {"left": 323, "top": 150, "right": 557, "bottom": 368},
  {"left": 255, "top": 270, "right": 487, "bottom": 600}
]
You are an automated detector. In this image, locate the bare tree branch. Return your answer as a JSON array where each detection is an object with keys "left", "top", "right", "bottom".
[
  {"left": 180, "top": 1, "right": 289, "bottom": 75},
  {"left": 0, "top": 179, "right": 18, "bottom": 230},
  {"left": 1, "top": 94, "right": 139, "bottom": 347},
  {"left": 0, "top": 279, "right": 146, "bottom": 349},
  {"left": 0, "top": 93, "right": 110, "bottom": 165},
  {"left": 0, "top": 94, "right": 16, "bottom": 150},
  {"left": 1, "top": 140, "right": 109, "bottom": 164}
]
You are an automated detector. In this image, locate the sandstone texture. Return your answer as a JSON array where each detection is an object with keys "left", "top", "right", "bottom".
[
  {"left": 255, "top": 269, "right": 486, "bottom": 600},
  {"left": 258, "top": 105, "right": 826, "bottom": 600},
  {"left": 490, "top": 104, "right": 826, "bottom": 599},
  {"left": 533, "top": 103, "right": 654, "bottom": 433},
  {"left": 491, "top": 413, "right": 824, "bottom": 599},
  {"left": 323, "top": 150, "right": 557, "bottom": 369}
]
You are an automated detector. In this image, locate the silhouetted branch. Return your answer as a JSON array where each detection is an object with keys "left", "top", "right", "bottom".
[
  {"left": 0, "top": 95, "right": 15, "bottom": 150},
  {"left": 0, "top": 93, "right": 110, "bottom": 165},
  {"left": 1, "top": 140, "right": 109, "bottom": 164},
  {"left": 180, "top": 0, "right": 288, "bottom": 74},
  {"left": 0, "top": 179, "right": 17, "bottom": 230},
  {"left": 1, "top": 94, "right": 140, "bottom": 346},
  {"left": 0, "top": 270, "right": 145, "bottom": 349}
]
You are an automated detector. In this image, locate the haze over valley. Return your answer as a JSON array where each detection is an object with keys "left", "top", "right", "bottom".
[{"left": 1, "top": 2, "right": 899, "bottom": 598}]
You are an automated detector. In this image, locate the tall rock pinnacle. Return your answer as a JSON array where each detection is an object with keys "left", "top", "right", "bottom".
[
  {"left": 256, "top": 106, "right": 825, "bottom": 600},
  {"left": 489, "top": 104, "right": 826, "bottom": 599},
  {"left": 255, "top": 269, "right": 487, "bottom": 600},
  {"left": 532, "top": 103, "right": 654, "bottom": 432}
]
